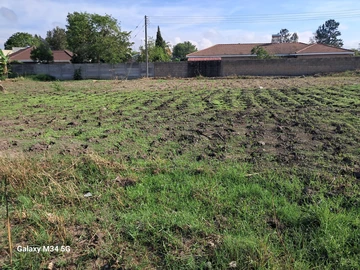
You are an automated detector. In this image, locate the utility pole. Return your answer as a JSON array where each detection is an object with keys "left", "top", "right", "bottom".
[{"left": 145, "top": 15, "right": 148, "bottom": 77}]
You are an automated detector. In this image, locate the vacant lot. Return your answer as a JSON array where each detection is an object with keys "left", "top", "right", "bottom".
[{"left": 1, "top": 75, "right": 360, "bottom": 269}]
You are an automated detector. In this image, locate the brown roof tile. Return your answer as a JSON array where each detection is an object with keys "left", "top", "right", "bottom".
[
  {"left": 188, "top": 57, "right": 221, "bottom": 61},
  {"left": 187, "top": 42, "right": 353, "bottom": 58},
  {"left": 9, "top": 47, "right": 73, "bottom": 62},
  {"left": 9, "top": 47, "right": 33, "bottom": 62},
  {"left": 52, "top": 50, "right": 73, "bottom": 61},
  {"left": 295, "top": 43, "right": 354, "bottom": 54}
]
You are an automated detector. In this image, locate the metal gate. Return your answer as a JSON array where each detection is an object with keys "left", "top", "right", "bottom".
[{"left": 187, "top": 60, "right": 221, "bottom": 77}]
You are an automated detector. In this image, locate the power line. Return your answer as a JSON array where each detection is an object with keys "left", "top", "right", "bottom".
[
  {"left": 132, "top": 24, "right": 145, "bottom": 39},
  {"left": 130, "top": 19, "right": 144, "bottom": 38},
  {"left": 149, "top": 9, "right": 360, "bottom": 24}
]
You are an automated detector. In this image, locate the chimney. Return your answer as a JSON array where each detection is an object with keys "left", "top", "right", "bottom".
[{"left": 271, "top": 34, "right": 281, "bottom": 43}]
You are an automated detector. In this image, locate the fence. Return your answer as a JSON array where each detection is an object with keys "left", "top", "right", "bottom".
[
  {"left": 221, "top": 57, "right": 360, "bottom": 77},
  {"left": 10, "top": 57, "right": 360, "bottom": 79},
  {"left": 11, "top": 63, "right": 154, "bottom": 80}
]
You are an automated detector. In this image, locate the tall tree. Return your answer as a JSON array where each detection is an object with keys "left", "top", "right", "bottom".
[
  {"left": 139, "top": 26, "right": 171, "bottom": 62},
  {"left": 66, "top": 12, "right": 92, "bottom": 62},
  {"left": 279, "top": 29, "right": 291, "bottom": 43},
  {"left": 4, "top": 32, "right": 38, "bottom": 49},
  {"left": 66, "top": 12, "right": 133, "bottom": 63},
  {"left": 278, "top": 29, "right": 298, "bottom": 43},
  {"left": 155, "top": 26, "right": 166, "bottom": 50},
  {"left": 314, "top": 19, "right": 343, "bottom": 47},
  {"left": 46, "top": 27, "right": 68, "bottom": 50},
  {"left": 138, "top": 37, "right": 171, "bottom": 62},
  {"left": 172, "top": 41, "right": 197, "bottom": 61},
  {"left": 30, "top": 41, "right": 54, "bottom": 63}
]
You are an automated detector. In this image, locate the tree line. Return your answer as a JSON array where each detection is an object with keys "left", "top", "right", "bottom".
[
  {"left": 2, "top": 16, "right": 347, "bottom": 64},
  {"left": 3, "top": 12, "right": 197, "bottom": 64}
]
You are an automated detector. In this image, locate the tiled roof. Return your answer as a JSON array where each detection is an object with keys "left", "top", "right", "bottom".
[
  {"left": 188, "top": 57, "right": 221, "bottom": 61},
  {"left": 187, "top": 42, "right": 354, "bottom": 58},
  {"left": 52, "top": 50, "right": 73, "bottom": 62},
  {"left": 9, "top": 47, "right": 33, "bottom": 62},
  {"left": 9, "top": 47, "right": 73, "bottom": 62},
  {"left": 295, "top": 43, "right": 353, "bottom": 54}
]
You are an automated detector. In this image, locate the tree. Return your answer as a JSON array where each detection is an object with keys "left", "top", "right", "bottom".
[
  {"left": 251, "top": 46, "right": 272, "bottom": 59},
  {"left": 278, "top": 29, "right": 298, "bottom": 43},
  {"left": 279, "top": 29, "right": 291, "bottom": 43},
  {"left": 313, "top": 19, "right": 343, "bottom": 47},
  {"left": 290, "top": 33, "right": 299, "bottom": 43},
  {"left": 4, "top": 32, "right": 38, "bottom": 49},
  {"left": 138, "top": 37, "right": 171, "bottom": 62},
  {"left": 155, "top": 26, "right": 166, "bottom": 50},
  {"left": 351, "top": 49, "right": 360, "bottom": 56},
  {"left": 46, "top": 27, "right": 67, "bottom": 50},
  {"left": 153, "top": 26, "right": 172, "bottom": 61},
  {"left": 138, "top": 27, "right": 171, "bottom": 63},
  {"left": 172, "top": 41, "right": 197, "bottom": 61},
  {"left": 352, "top": 43, "right": 360, "bottom": 56},
  {"left": 30, "top": 41, "right": 54, "bottom": 63},
  {"left": 66, "top": 12, "right": 133, "bottom": 63},
  {"left": 0, "top": 50, "right": 10, "bottom": 77}
]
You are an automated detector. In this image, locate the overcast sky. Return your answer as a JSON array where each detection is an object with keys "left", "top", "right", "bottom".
[{"left": 1, "top": 0, "right": 360, "bottom": 51}]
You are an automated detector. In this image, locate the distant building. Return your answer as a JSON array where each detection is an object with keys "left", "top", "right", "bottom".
[
  {"left": 9, "top": 47, "right": 73, "bottom": 63},
  {"left": 187, "top": 36, "right": 354, "bottom": 61},
  {"left": 0, "top": 49, "right": 13, "bottom": 56},
  {"left": 271, "top": 34, "right": 282, "bottom": 44}
]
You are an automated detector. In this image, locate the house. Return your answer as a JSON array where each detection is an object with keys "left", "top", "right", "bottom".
[
  {"left": 187, "top": 35, "right": 354, "bottom": 61},
  {"left": 9, "top": 47, "right": 73, "bottom": 63},
  {"left": 1, "top": 49, "right": 13, "bottom": 56}
]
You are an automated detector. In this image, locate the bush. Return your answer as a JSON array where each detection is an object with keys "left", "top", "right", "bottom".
[
  {"left": 27, "top": 74, "right": 57, "bottom": 81},
  {"left": 73, "top": 68, "right": 82, "bottom": 80}
]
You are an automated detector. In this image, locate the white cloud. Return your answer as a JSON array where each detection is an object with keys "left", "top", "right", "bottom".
[
  {"left": 203, "top": 29, "right": 221, "bottom": 39},
  {"left": 174, "top": 37, "right": 182, "bottom": 44},
  {"left": 0, "top": 7, "right": 17, "bottom": 23},
  {"left": 298, "top": 31, "right": 314, "bottom": 43},
  {"left": 344, "top": 40, "right": 359, "bottom": 49},
  {"left": 199, "top": 38, "right": 213, "bottom": 49}
]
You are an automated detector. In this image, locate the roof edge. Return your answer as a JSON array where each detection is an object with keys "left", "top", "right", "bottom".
[
  {"left": 188, "top": 52, "right": 354, "bottom": 58},
  {"left": 9, "top": 46, "right": 34, "bottom": 57},
  {"left": 296, "top": 43, "right": 317, "bottom": 53}
]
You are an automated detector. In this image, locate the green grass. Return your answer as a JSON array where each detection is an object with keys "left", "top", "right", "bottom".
[{"left": 1, "top": 76, "right": 360, "bottom": 269}]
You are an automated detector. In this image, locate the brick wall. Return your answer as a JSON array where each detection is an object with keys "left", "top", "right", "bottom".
[
  {"left": 154, "top": 62, "right": 188, "bottom": 77},
  {"left": 221, "top": 57, "right": 360, "bottom": 76}
]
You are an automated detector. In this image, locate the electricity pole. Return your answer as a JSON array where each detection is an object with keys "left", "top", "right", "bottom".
[{"left": 145, "top": 15, "right": 148, "bottom": 77}]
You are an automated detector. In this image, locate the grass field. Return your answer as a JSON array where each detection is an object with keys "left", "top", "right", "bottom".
[{"left": 1, "top": 75, "right": 360, "bottom": 269}]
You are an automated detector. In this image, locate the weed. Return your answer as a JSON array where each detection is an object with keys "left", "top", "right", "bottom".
[
  {"left": 27, "top": 74, "right": 56, "bottom": 81},
  {"left": 50, "top": 81, "right": 64, "bottom": 91}
]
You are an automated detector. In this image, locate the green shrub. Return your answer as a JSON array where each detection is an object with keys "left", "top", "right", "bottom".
[
  {"left": 73, "top": 67, "right": 82, "bottom": 80},
  {"left": 50, "top": 81, "right": 65, "bottom": 91},
  {"left": 27, "top": 74, "right": 57, "bottom": 81}
]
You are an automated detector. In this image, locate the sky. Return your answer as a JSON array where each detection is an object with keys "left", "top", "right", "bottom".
[{"left": 1, "top": 0, "right": 360, "bottom": 51}]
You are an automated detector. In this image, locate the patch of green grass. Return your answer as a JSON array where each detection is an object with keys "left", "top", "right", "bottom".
[
  {"left": 1, "top": 156, "right": 359, "bottom": 269},
  {"left": 1, "top": 77, "right": 360, "bottom": 269}
]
